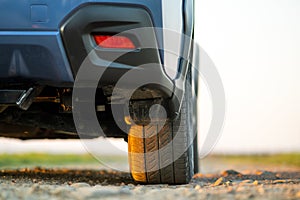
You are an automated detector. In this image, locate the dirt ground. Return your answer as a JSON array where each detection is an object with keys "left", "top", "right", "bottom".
[{"left": 0, "top": 157, "right": 299, "bottom": 200}]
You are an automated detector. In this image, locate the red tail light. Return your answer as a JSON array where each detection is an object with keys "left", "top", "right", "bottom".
[{"left": 93, "top": 35, "right": 136, "bottom": 49}]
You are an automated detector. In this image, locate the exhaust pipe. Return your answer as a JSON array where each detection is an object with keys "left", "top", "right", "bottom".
[
  {"left": 16, "top": 87, "right": 43, "bottom": 110},
  {"left": 0, "top": 87, "right": 42, "bottom": 111}
]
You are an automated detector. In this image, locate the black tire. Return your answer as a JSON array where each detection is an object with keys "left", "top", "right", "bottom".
[{"left": 128, "top": 69, "right": 198, "bottom": 184}]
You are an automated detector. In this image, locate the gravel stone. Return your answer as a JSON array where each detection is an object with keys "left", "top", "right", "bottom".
[
  {"left": 0, "top": 167, "right": 299, "bottom": 200},
  {"left": 212, "top": 177, "right": 224, "bottom": 186},
  {"left": 71, "top": 182, "right": 91, "bottom": 188},
  {"left": 221, "top": 170, "right": 242, "bottom": 176}
]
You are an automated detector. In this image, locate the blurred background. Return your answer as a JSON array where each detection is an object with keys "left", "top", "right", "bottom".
[
  {"left": 0, "top": 0, "right": 299, "bottom": 172},
  {"left": 197, "top": 0, "right": 300, "bottom": 154}
]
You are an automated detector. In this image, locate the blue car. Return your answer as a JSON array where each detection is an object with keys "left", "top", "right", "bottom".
[{"left": 0, "top": 0, "right": 197, "bottom": 184}]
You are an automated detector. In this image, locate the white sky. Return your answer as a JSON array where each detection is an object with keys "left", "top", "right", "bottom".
[
  {"left": 0, "top": 0, "right": 300, "bottom": 155},
  {"left": 196, "top": 0, "right": 300, "bottom": 153}
]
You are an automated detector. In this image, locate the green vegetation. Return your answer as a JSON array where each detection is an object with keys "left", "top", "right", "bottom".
[
  {"left": 211, "top": 153, "right": 300, "bottom": 167},
  {"left": 0, "top": 153, "right": 299, "bottom": 169},
  {"left": 0, "top": 153, "right": 127, "bottom": 169}
]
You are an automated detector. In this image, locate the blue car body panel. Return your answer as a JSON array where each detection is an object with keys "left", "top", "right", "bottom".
[
  {"left": 0, "top": 0, "right": 162, "bottom": 30},
  {"left": 0, "top": 31, "right": 73, "bottom": 83},
  {"left": 0, "top": 0, "right": 164, "bottom": 85}
]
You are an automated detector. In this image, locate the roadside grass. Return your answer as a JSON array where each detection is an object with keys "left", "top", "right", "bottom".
[
  {"left": 0, "top": 153, "right": 127, "bottom": 169},
  {"left": 210, "top": 153, "right": 300, "bottom": 168},
  {"left": 0, "top": 153, "right": 299, "bottom": 169}
]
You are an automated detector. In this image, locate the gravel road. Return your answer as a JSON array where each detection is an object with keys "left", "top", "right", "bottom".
[{"left": 0, "top": 167, "right": 299, "bottom": 200}]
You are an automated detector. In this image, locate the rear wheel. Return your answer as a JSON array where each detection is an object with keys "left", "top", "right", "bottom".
[{"left": 128, "top": 69, "right": 198, "bottom": 184}]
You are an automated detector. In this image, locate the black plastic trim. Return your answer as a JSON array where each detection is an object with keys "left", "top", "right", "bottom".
[{"left": 60, "top": 4, "right": 161, "bottom": 76}]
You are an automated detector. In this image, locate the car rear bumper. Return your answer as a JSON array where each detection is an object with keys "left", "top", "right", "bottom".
[
  {"left": 0, "top": 31, "right": 73, "bottom": 86},
  {"left": 0, "top": 1, "right": 164, "bottom": 85}
]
